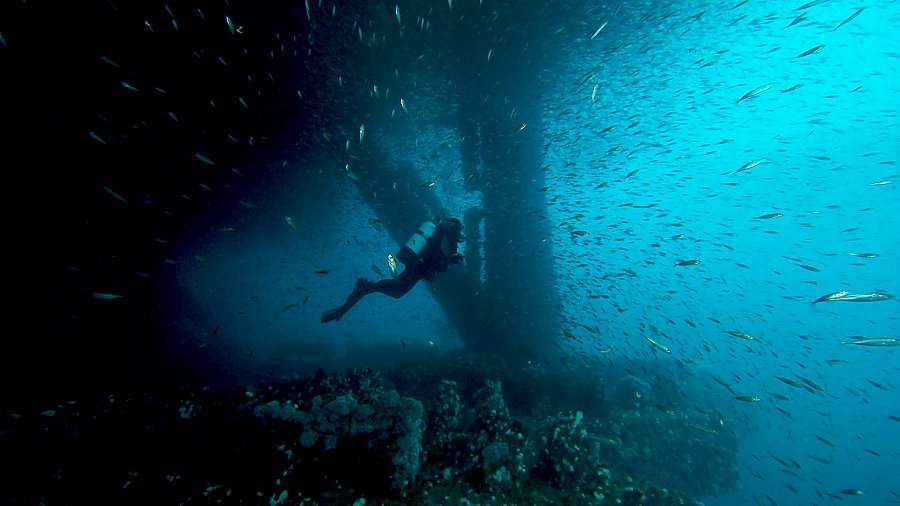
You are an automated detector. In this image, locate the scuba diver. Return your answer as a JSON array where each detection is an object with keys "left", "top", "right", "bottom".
[{"left": 320, "top": 217, "right": 464, "bottom": 323}]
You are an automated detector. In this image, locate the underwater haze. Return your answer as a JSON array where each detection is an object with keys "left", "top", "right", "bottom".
[{"left": 3, "top": 0, "right": 899, "bottom": 504}]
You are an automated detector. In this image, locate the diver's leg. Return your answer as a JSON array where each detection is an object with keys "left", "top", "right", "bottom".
[
  {"left": 320, "top": 277, "right": 376, "bottom": 323},
  {"left": 370, "top": 269, "right": 419, "bottom": 299}
]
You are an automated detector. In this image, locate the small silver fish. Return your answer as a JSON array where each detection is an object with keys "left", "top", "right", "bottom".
[
  {"left": 831, "top": 292, "right": 894, "bottom": 303},
  {"left": 103, "top": 186, "right": 127, "bottom": 202},
  {"left": 194, "top": 153, "right": 215, "bottom": 165},
  {"left": 88, "top": 131, "right": 107, "bottom": 145},
  {"left": 813, "top": 290, "right": 849, "bottom": 303},
  {"left": 645, "top": 336, "right": 671, "bottom": 354},
  {"left": 842, "top": 337, "right": 900, "bottom": 347},
  {"left": 685, "top": 423, "right": 719, "bottom": 435},
  {"left": 736, "top": 84, "right": 771, "bottom": 103},
  {"left": 92, "top": 292, "right": 123, "bottom": 300},
  {"left": 795, "top": 44, "right": 825, "bottom": 59},
  {"left": 734, "top": 159, "right": 762, "bottom": 174},
  {"left": 121, "top": 81, "right": 139, "bottom": 92},
  {"left": 785, "top": 12, "right": 807, "bottom": 28},
  {"left": 285, "top": 216, "right": 301, "bottom": 234},
  {"left": 833, "top": 7, "right": 866, "bottom": 32},
  {"left": 388, "top": 253, "right": 399, "bottom": 279},
  {"left": 589, "top": 21, "right": 608, "bottom": 40},
  {"left": 725, "top": 330, "right": 755, "bottom": 341}
]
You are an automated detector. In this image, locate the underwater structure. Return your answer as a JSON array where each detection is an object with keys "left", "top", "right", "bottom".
[
  {"left": 337, "top": 3, "right": 562, "bottom": 362},
  {"left": 346, "top": 98, "right": 558, "bottom": 361}
]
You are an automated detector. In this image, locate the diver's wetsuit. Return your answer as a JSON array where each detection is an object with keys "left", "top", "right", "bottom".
[{"left": 321, "top": 219, "right": 463, "bottom": 323}]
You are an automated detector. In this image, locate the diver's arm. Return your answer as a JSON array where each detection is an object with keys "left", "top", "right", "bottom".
[{"left": 435, "top": 222, "right": 459, "bottom": 255}]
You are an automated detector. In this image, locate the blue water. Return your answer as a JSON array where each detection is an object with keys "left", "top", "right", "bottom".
[{"left": 537, "top": 2, "right": 900, "bottom": 503}]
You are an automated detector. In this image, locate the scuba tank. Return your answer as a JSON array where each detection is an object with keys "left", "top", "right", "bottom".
[{"left": 397, "top": 220, "right": 437, "bottom": 266}]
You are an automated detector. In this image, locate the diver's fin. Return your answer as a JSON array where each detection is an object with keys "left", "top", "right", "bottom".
[{"left": 320, "top": 308, "right": 343, "bottom": 323}]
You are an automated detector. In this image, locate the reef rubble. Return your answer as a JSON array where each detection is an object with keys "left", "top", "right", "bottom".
[{"left": 1, "top": 360, "right": 737, "bottom": 505}]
